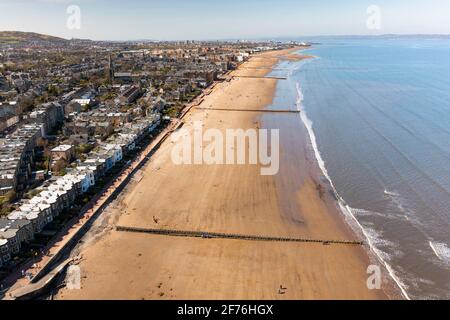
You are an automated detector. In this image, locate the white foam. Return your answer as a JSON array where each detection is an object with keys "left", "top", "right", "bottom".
[
  {"left": 288, "top": 59, "right": 310, "bottom": 77},
  {"left": 384, "top": 189, "right": 407, "bottom": 217},
  {"left": 295, "top": 81, "right": 411, "bottom": 300},
  {"left": 383, "top": 189, "right": 423, "bottom": 228},
  {"left": 384, "top": 189, "right": 399, "bottom": 197},
  {"left": 429, "top": 241, "right": 450, "bottom": 265}
]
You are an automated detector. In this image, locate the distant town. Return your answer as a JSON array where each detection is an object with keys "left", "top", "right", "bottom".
[{"left": 0, "top": 32, "right": 304, "bottom": 278}]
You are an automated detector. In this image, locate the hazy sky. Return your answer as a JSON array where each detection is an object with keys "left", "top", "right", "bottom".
[{"left": 1, "top": 0, "right": 450, "bottom": 40}]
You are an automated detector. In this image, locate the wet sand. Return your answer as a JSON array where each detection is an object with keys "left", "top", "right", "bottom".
[{"left": 56, "top": 48, "right": 389, "bottom": 300}]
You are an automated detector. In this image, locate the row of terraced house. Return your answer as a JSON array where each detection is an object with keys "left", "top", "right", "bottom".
[
  {"left": 0, "top": 113, "right": 161, "bottom": 268},
  {"left": 0, "top": 102, "right": 64, "bottom": 195}
]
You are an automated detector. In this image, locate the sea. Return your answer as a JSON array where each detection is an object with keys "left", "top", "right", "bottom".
[{"left": 269, "top": 37, "right": 450, "bottom": 300}]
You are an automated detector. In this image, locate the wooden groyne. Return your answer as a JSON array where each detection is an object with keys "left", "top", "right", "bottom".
[
  {"left": 116, "top": 226, "right": 364, "bottom": 246},
  {"left": 250, "top": 57, "right": 279, "bottom": 61},
  {"left": 240, "top": 67, "right": 290, "bottom": 71},
  {"left": 195, "top": 107, "right": 300, "bottom": 114},
  {"left": 232, "top": 75, "right": 287, "bottom": 80}
]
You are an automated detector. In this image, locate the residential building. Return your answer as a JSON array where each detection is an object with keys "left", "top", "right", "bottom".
[{"left": 51, "top": 144, "right": 75, "bottom": 162}]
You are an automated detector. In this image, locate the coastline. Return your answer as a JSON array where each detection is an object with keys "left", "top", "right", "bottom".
[
  {"left": 55, "top": 48, "right": 390, "bottom": 300},
  {"left": 280, "top": 49, "right": 406, "bottom": 300},
  {"left": 262, "top": 50, "right": 403, "bottom": 299}
]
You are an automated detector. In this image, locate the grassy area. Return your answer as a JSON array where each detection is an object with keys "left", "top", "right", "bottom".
[{"left": 0, "top": 31, "right": 67, "bottom": 45}]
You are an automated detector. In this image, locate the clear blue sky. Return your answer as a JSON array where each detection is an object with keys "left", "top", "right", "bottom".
[{"left": 1, "top": 0, "right": 450, "bottom": 40}]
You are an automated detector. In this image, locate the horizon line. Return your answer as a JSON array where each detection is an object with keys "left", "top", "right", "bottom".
[{"left": 2, "top": 30, "right": 450, "bottom": 42}]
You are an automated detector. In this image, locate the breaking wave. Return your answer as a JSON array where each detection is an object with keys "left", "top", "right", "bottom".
[
  {"left": 429, "top": 242, "right": 450, "bottom": 265},
  {"left": 384, "top": 189, "right": 399, "bottom": 197}
]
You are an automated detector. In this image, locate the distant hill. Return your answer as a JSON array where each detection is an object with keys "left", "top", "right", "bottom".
[{"left": 0, "top": 31, "right": 68, "bottom": 45}]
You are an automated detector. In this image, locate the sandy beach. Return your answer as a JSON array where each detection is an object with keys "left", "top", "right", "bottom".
[{"left": 56, "top": 48, "right": 390, "bottom": 300}]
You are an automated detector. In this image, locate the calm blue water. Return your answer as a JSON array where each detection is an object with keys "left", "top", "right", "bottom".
[{"left": 272, "top": 38, "right": 450, "bottom": 299}]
